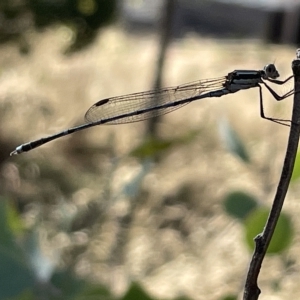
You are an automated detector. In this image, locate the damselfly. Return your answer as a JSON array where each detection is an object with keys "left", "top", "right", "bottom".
[{"left": 10, "top": 64, "right": 294, "bottom": 156}]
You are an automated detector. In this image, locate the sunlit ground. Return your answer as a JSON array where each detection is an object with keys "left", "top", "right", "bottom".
[{"left": 1, "top": 25, "right": 300, "bottom": 299}]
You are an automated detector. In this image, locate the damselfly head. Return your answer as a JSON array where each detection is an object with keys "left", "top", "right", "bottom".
[{"left": 263, "top": 63, "right": 280, "bottom": 79}]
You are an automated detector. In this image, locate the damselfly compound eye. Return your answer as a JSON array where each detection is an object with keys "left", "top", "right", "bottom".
[
  {"left": 264, "top": 64, "right": 279, "bottom": 79},
  {"left": 265, "top": 64, "right": 275, "bottom": 73}
]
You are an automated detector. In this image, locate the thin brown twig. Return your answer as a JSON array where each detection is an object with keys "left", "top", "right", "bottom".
[{"left": 243, "top": 49, "right": 300, "bottom": 300}]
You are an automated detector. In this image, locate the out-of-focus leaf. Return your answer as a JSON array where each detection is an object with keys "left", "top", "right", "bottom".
[
  {"left": 244, "top": 208, "right": 293, "bottom": 254},
  {"left": 0, "top": 201, "right": 14, "bottom": 248},
  {"left": 0, "top": 244, "right": 34, "bottom": 300},
  {"left": 130, "top": 137, "right": 174, "bottom": 158},
  {"left": 0, "top": 197, "right": 22, "bottom": 248},
  {"left": 130, "top": 130, "right": 199, "bottom": 159},
  {"left": 6, "top": 200, "right": 24, "bottom": 235},
  {"left": 121, "top": 282, "right": 154, "bottom": 300},
  {"left": 23, "top": 230, "right": 56, "bottom": 282},
  {"left": 76, "top": 285, "right": 114, "bottom": 300},
  {"left": 51, "top": 271, "right": 114, "bottom": 300},
  {"left": 5, "top": 290, "right": 35, "bottom": 300},
  {"left": 77, "top": 0, "right": 98, "bottom": 16},
  {"left": 51, "top": 270, "right": 86, "bottom": 298},
  {"left": 173, "top": 296, "right": 194, "bottom": 300},
  {"left": 223, "top": 191, "right": 258, "bottom": 220},
  {"left": 291, "top": 151, "right": 300, "bottom": 182},
  {"left": 219, "top": 118, "right": 250, "bottom": 163},
  {"left": 119, "top": 159, "right": 152, "bottom": 199},
  {"left": 220, "top": 295, "right": 238, "bottom": 300},
  {"left": 0, "top": 253, "right": 34, "bottom": 299},
  {"left": 0, "top": 198, "right": 35, "bottom": 299}
]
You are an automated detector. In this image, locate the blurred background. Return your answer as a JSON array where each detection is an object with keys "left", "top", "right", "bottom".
[{"left": 1, "top": 0, "right": 300, "bottom": 299}]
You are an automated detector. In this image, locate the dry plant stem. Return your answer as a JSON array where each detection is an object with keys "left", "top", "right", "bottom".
[
  {"left": 243, "top": 50, "right": 300, "bottom": 300},
  {"left": 147, "top": 0, "right": 176, "bottom": 136}
]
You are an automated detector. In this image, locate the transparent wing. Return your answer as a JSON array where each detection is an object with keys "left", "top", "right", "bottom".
[{"left": 85, "top": 76, "right": 225, "bottom": 124}]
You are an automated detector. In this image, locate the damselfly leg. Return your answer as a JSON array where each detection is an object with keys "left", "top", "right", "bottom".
[{"left": 260, "top": 75, "right": 295, "bottom": 126}]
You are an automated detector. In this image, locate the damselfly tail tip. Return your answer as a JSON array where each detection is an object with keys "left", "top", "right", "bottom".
[
  {"left": 10, "top": 149, "right": 18, "bottom": 156},
  {"left": 10, "top": 146, "right": 22, "bottom": 156}
]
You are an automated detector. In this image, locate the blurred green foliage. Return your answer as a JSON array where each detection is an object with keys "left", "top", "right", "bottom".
[
  {"left": 223, "top": 191, "right": 257, "bottom": 220},
  {"left": 244, "top": 208, "right": 293, "bottom": 254},
  {"left": 219, "top": 118, "right": 250, "bottom": 163},
  {"left": 0, "top": 0, "right": 117, "bottom": 52},
  {"left": 220, "top": 121, "right": 294, "bottom": 255},
  {"left": 291, "top": 151, "right": 300, "bottom": 182},
  {"left": 130, "top": 130, "right": 199, "bottom": 159},
  {"left": 0, "top": 196, "right": 165, "bottom": 300},
  {"left": 223, "top": 189, "right": 294, "bottom": 254}
]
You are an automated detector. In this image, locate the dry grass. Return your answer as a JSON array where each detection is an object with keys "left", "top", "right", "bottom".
[{"left": 1, "top": 26, "right": 300, "bottom": 300}]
